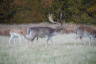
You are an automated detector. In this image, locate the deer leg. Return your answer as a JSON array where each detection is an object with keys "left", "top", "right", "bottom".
[
  {"left": 35, "top": 36, "right": 39, "bottom": 43},
  {"left": 93, "top": 35, "right": 96, "bottom": 40},
  {"left": 36, "top": 36, "right": 39, "bottom": 40},
  {"left": 14, "top": 38, "right": 16, "bottom": 44},
  {"left": 9, "top": 34, "right": 15, "bottom": 44},
  {"left": 31, "top": 35, "right": 37, "bottom": 41},
  {"left": 88, "top": 35, "right": 92, "bottom": 46},
  {"left": 18, "top": 36, "right": 22, "bottom": 43},
  {"left": 9, "top": 36, "right": 13, "bottom": 44},
  {"left": 47, "top": 35, "right": 53, "bottom": 44},
  {"left": 80, "top": 36, "right": 83, "bottom": 40},
  {"left": 76, "top": 34, "right": 83, "bottom": 40}
]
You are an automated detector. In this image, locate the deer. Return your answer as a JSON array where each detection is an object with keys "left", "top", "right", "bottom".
[
  {"left": 25, "top": 13, "right": 63, "bottom": 44},
  {"left": 25, "top": 27, "right": 63, "bottom": 43},
  {"left": 76, "top": 24, "right": 96, "bottom": 45},
  {"left": 9, "top": 28, "right": 27, "bottom": 44}
]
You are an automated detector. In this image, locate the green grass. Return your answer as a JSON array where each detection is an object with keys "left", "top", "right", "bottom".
[{"left": 0, "top": 36, "right": 96, "bottom": 64}]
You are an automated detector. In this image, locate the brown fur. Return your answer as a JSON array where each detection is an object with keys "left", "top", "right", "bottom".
[
  {"left": 10, "top": 28, "right": 27, "bottom": 36},
  {"left": 78, "top": 25, "right": 96, "bottom": 34}
]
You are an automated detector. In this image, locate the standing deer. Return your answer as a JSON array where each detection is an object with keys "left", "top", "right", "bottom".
[
  {"left": 25, "top": 14, "right": 63, "bottom": 43},
  {"left": 25, "top": 27, "right": 62, "bottom": 43},
  {"left": 9, "top": 28, "right": 27, "bottom": 44}
]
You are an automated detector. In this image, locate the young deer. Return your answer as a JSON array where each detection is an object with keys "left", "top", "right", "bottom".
[{"left": 9, "top": 28, "right": 27, "bottom": 44}]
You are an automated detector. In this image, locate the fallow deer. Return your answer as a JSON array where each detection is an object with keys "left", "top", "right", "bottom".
[
  {"left": 9, "top": 28, "right": 27, "bottom": 44},
  {"left": 25, "top": 26, "right": 63, "bottom": 43},
  {"left": 76, "top": 24, "right": 96, "bottom": 40},
  {"left": 25, "top": 14, "right": 63, "bottom": 43}
]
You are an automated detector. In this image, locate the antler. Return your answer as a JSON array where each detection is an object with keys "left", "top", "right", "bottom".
[{"left": 48, "top": 14, "right": 56, "bottom": 24}]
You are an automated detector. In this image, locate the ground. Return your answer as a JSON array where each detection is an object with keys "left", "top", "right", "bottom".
[{"left": 0, "top": 33, "right": 96, "bottom": 64}]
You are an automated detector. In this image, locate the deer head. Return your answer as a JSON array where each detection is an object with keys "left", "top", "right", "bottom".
[
  {"left": 48, "top": 13, "right": 63, "bottom": 26},
  {"left": 48, "top": 13, "right": 64, "bottom": 34},
  {"left": 48, "top": 14, "right": 63, "bottom": 26}
]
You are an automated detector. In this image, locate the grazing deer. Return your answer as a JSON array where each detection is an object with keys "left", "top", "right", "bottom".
[
  {"left": 25, "top": 14, "right": 63, "bottom": 43},
  {"left": 76, "top": 25, "right": 96, "bottom": 40},
  {"left": 77, "top": 25, "right": 96, "bottom": 46},
  {"left": 25, "top": 27, "right": 63, "bottom": 43},
  {"left": 9, "top": 28, "right": 27, "bottom": 44}
]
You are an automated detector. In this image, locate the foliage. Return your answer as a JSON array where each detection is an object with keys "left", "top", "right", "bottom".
[
  {"left": 0, "top": 0, "right": 14, "bottom": 23},
  {"left": 0, "top": 0, "right": 96, "bottom": 24}
]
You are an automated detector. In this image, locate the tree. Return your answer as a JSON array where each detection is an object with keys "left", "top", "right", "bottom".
[{"left": 0, "top": 0, "right": 15, "bottom": 23}]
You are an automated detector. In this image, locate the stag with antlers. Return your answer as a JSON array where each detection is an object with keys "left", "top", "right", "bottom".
[{"left": 25, "top": 14, "right": 63, "bottom": 43}]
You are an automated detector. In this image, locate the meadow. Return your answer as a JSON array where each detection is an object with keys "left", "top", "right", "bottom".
[{"left": 0, "top": 33, "right": 96, "bottom": 64}]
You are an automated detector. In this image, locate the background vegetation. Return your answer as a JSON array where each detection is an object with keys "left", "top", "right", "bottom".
[{"left": 0, "top": 0, "right": 96, "bottom": 24}]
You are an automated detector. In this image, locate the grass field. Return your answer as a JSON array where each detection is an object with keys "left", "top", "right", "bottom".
[{"left": 0, "top": 34, "right": 96, "bottom": 64}]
